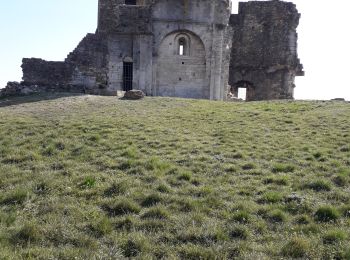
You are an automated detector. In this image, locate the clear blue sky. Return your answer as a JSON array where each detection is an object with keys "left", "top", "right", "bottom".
[{"left": 1, "top": 0, "right": 349, "bottom": 100}]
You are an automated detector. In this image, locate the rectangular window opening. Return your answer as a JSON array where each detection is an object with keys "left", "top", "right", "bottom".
[{"left": 238, "top": 88, "right": 247, "bottom": 101}]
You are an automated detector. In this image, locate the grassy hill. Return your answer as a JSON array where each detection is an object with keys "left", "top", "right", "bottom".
[{"left": 0, "top": 94, "right": 349, "bottom": 259}]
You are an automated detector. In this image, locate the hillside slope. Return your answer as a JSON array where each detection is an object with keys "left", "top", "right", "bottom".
[{"left": 0, "top": 94, "right": 349, "bottom": 259}]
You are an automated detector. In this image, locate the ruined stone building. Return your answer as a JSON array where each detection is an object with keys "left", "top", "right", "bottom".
[{"left": 1, "top": 0, "right": 304, "bottom": 101}]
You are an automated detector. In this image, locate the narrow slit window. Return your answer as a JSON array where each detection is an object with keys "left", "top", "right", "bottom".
[
  {"left": 179, "top": 38, "right": 186, "bottom": 56},
  {"left": 179, "top": 45, "right": 184, "bottom": 55}
]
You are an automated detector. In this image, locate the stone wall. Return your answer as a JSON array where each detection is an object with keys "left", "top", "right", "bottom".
[
  {"left": 2, "top": 0, "right": 303, "bottom": 101},
  {"left": 9, "top": 32, "right": 111, "bottom": 97},
  {"left": 98, "top": 1, "right": 152, "bottom": 34},
  {"left": 151, "top": 0, "right": 232, "bottom": 100},
  {"left": 229, "top": 0, "right": 304, "bottom": 101},
  {"left": 21, "top": 59, "right": 72, "bottom": 86}
]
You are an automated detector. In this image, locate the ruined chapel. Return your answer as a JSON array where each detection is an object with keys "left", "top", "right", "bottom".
[{"left": 2, "top": 0, "right": 304, "bottom": 101}]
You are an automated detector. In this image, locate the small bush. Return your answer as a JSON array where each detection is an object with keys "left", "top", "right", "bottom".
[
  {"left": 281, "top": 237, "right": 309, "bottom": 258},
  {"left": 91, "top": 217, "right": 113, "bottom": 237},
  {"left": 272, "top": 163, "right": 295, "bottom": 173},
  {"left": 11, "top": 223, "right": 41, "bottom": 245},
  {"left": 142, "top": 207, "right": 170, "bottom": 219},
  {"left": 232, "top": 210, "right": 251, "bottom": 223},
  {"left": 314, "top": 206, "right": 340, "bottom": 222},
  {"left": 104, "top": 199, "right": 141, "bottom": 216},
  {"left": 0, "top": 189, "right": 27, "bottom": 205},
  {"left": 323, "top": 230, "right": 347, "bottom": 244},
  {"left": 268, "top": 209, "right": 287, "bottom": 223},
  {"left": 306, "top": 180, "right": 332, "bottom": 192},
  {"left": 141, "top": 193, "right": 163, "bottom": 207},
  {"left": 229, "top": 226, "right": 249, "bottom": 240}
]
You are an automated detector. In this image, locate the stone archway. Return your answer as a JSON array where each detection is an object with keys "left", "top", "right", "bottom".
[{"left": 156, "top": 30, "right": 207, "bottom": 99}]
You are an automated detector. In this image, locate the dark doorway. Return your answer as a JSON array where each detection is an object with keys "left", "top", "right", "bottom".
[
  {"left": 123, "top": 62, "right": 133, "bottom": 91},
  {"left": 125, "top": 0, "right": 137, "bottom": 5}
]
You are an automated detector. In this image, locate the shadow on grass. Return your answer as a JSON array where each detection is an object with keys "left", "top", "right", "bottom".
[{"left": 0, "top": 92, "right": 85, "bottom": 108}]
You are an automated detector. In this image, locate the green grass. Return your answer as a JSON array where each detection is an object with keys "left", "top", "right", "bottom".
[{"left": 0, "top": 93, "right": 349, "bottom": 258}]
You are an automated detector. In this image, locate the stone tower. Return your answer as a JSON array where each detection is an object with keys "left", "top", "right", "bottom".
[
  {"left": 95, "top": 0, "right": 232, "bottom": 99},
  {"left": 229, "top": 1, "right": 304, "bottom": 101}
]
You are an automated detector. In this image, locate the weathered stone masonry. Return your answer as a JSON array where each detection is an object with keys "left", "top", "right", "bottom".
[
  {"left": 229, "top": 1, "right": 304, "bottom": 101},
  {"left": 1, "top": 0, "right": 303, "bottom": 101}
]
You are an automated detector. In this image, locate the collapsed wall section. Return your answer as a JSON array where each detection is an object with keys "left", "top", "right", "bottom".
[
  {"left": 22, "top": 59, "right": 72, "bottom": 86},
  {"left": 1, "top": 33, "right": 110, "bottom": 97},
  {"left": 229, "top": 0, "right": 304, "bottom": 101}
]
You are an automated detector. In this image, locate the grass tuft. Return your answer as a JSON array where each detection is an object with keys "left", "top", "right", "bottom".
[
  {"left": 11, "top": 223, "right": 41, "bottom": 245},
  {"left": 104, "top": 181, "right": 128, "bottom": 197},
  {"left": 122, "top": 235, "right": 150, "bottom": 257},
  {"left": 157, "top": 183, "right": 171, "bottom": 193},
  {"left": 142, "top": 207, "right": 170, "bottom": 219},
  {"left": 323, "top": 229, "right": 347, "bottom": 244},
  {"left": 103, "top": 199, "right": 141, "bottom": 216},
  {"left": 229, "top": 226, "right": 249, "bottom": 240},
  {"left": 272, "top": 163, "right": 295, "bottom": 173},
  {"left": 281, "top": 237, "right": 310, "bottom": 258},
  {"left": 314, "top": 206, "right": 340, "bottom": 222},
  {"left": 91, "top": 217, "right": 113, "bottom": 237},
  {"left": 306, "top": 180, "right": 332, "bottom": 192},
  {"left": 261, "top": 192, "right": 284, "bottom": 203},
  {"left": 141, "top": 193, "right": 163, "bottom": 207},
  {"left": 267, "top": 209, "right": 287, "bottom": 223},
  {"left": 178, "top": 171, "right": 192, "bottom": 181},
  {"left": 80, "top": 176, "right": 96, "bottom": 189},
  {"left": 232, "top": 210, "right": 251, "bottom": 223},
  {"left": 0, "top": 188, "right": 28, "bottom": 205}
]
